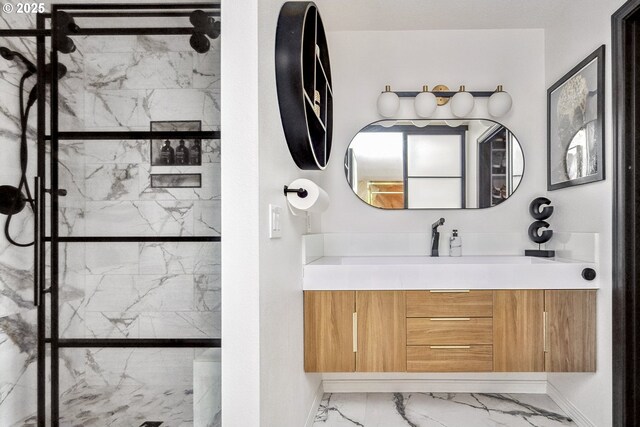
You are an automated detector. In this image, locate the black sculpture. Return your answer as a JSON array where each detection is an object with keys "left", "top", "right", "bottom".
[{"left": 525, "top": 197, "right": 556, "bottom": 257}]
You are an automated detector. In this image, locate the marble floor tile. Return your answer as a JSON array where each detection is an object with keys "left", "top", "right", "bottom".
[{"left": 314, "top": 393, "right": 576, "bottom": 427}]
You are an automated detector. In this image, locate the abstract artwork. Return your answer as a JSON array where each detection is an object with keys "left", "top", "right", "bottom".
[{"left": 547, "top": 45, "right": 605, "bottom": 190}]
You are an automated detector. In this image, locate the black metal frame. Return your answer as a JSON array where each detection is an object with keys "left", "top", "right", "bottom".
[
  {"left": 547, "top": 45, "right": 606, "bottom": 191},
  {"left": 403, "top": 126, "right": 467, "bottom": 209},
  {"left": 1, "top": 3, "right": 221, "bottom": 426},
  {"left": 613, "top": 2, "right": 640, "bottom": 425}
]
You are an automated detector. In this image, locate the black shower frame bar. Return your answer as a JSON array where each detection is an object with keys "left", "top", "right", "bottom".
[{"left": 2, "top": 3, "right": 221, "bottom": 425}]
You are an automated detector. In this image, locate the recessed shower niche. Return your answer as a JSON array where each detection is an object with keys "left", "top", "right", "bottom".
[{"left": 0, "top": 4, "right": 221, "bottom": 426}]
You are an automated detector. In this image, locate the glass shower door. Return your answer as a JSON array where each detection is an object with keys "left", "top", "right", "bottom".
[{"left": 38, "top": 4, "right": 222, "bottom": 426}]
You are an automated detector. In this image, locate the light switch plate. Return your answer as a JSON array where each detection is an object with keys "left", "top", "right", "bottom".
[{"left": 269, "top": 204, "right": 282, "bottom": 239}]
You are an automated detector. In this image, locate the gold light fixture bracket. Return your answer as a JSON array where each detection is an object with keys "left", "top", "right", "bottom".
[{"left": 432, "top": 84, "right": 450, "bottom": 106}]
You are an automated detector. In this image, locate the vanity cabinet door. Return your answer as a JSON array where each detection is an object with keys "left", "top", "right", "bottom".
[
  {"left": 545, "top": 290, "right": 596, "bottom": 372},
  {"left": 356, "top": 291, "right": 407, "bottom": 372},
  {"left": 304, "top": 291, "right": 355, "bottom": 372},
  {"left": 493, "top": 290, "right": 545, "bottom": 372}
]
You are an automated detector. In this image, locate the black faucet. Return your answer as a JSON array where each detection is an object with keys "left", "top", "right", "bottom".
[{"left": 431, "top": 218, "right": 445, "bottom": 257}]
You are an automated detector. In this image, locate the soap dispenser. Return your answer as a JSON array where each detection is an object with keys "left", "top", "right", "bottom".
[{"left": 450, "top": 229, "right": 462, "bottom": 257}]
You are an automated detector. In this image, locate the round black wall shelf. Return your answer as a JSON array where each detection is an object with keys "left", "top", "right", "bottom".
[{"left": 275, "top": 1, "right": 333, "bottom": 170}]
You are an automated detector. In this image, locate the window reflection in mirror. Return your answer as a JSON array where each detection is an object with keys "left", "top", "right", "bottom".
[{"left": 344, "top": 120, "right": 525, "bottom": 210}]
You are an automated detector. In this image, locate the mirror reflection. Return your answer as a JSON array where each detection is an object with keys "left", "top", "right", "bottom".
[
  {"left": 344, "top": 119, "right": 525, "bottom": 209},
  {"left": 566, "top": 120, "right": 597, "bottom": 180}
]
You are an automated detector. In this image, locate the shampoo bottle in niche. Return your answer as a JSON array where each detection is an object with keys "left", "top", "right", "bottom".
[
  {"left": 190, "top": 140, "right": 201, "bottom": 165},
  {"left": 175, "top": 140, "right": 190, "bottom": 165},
  {"left": 449, "top": 229, "right": 462, "bottom": 257},
  {"left": 160, "top": 140, "right": 175, "bottom": 165}
]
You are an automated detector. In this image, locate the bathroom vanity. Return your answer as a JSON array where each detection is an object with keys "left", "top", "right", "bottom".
[{"left": 303, "top": 256, "right": 597, "bottom": 374}]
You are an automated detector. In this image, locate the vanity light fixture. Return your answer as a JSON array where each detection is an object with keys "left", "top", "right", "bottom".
[
  {"left": 414, "top": 85, "right": 438, "bottom": 118},
  {"left": 377, "top": 84, "right": 509, "bottom": 118},
  {"left": 376, "top": 85, "right": 400, "bottom": 118},
  {"left": 450, "top": 85, "right": 475, "bottom": 118},
  {"left": 488, "top": 85, "right": 513, "bottom": 118}
]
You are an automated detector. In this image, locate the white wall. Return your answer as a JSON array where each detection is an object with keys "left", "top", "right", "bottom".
[
  {"left": 221, "top": 0, "right": 261, "bottom": 425},
  {"left": 544, "top": 1, "right": 624, "bottom": 426},
  {"left": 321, "top": 29, "right": 545, "bottom": 241},
  {"left": 257, "top": 1, "right": 324, "bottom": 426}
]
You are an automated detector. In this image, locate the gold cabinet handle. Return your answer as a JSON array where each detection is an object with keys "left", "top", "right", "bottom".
[
  {"left": 352, "top": 312, "right": 357, "bottom": 353},
  {"left": 429, "top": 290, "right": 470, "bottom": 293},
  {"left": 543, "top": 311, "right": 548, "bottom": 353},
  {"left": 430, "top": 346, "right": 471, "bottom": 349},
  {"left": 429, "top": 318, "right": 471, "bottom": 321}
]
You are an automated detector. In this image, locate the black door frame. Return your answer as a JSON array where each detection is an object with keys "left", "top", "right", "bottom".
[{"left": 613, "top": 1, "right": 640, "bottom": 426}]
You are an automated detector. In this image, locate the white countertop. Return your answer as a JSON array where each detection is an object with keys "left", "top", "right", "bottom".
[{"left": 303, "top": 256, "right": 599, "bottom": 290}]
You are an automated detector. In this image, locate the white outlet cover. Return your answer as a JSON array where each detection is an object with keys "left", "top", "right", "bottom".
[{"left": 269, "top": 204, "right": 282, "bottom": 239}]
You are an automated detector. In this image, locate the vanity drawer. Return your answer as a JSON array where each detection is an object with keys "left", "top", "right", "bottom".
[
  {"left": 407, "top": 345, "right": 493, "bottom": 372},
  {"left": 407, "top": 318, "right": 493, "bottom": 345},
  {"left": 406, "top": 290, "right": 493, "bottom": 318}
]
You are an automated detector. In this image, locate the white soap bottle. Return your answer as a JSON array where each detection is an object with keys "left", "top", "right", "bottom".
[{"left": 450, "top": 229, "right": 462, "bottom": 257}]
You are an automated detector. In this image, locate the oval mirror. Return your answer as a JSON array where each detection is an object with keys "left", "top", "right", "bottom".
[{"left": 344, "top": 119, "right": 525, "bottom": 209}]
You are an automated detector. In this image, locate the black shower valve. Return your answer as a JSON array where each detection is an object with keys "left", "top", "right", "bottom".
[{"left": 45, "top": 188, "right": 67, "bottom": 197}]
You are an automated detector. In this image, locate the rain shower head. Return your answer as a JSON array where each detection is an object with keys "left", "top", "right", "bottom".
[
  {"left": 0, "top": 46, "right": 37, "bottom": 73},
  {"left": 189, "top": 10, "right": 220, "bottom": 53}
]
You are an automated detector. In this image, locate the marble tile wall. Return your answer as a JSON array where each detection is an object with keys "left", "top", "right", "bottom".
[{"left": 0, "top": 2, "right": 221, "bottom": 425}]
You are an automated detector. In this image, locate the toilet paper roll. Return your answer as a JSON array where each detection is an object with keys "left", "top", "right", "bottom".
[{"left": 285, "top": 178, "right": 329, "bottom": 215}]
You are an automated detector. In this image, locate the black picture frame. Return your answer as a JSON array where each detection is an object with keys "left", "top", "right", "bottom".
[
  {"left": 547, "top": 45, "right": 605, "bottom": 191},
  {"left": 150, "top": 120, "right": 202, "bottom": 166},
  {"left": 150, "top": 173, "right": 202, "bottom": 189}
]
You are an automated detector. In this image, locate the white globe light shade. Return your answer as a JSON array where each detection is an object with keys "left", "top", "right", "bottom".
[
  {"left": 414, "top": 91, "right": 438, "bottom": 117},
  {"left": 377, "top": 90, "right": 400, "bottom": 118},
  {"left": 488, "top": 90, "right": 513, "bottom": 118},
  {"left": 450, "top": 91, "right": 475, "bottom": 118}
]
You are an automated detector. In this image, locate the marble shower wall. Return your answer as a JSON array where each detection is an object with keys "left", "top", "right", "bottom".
[{"left": 0, "top": 3, "right": 221, "bottom": 425}]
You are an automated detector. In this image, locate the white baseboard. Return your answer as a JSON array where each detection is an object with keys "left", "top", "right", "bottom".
[
  {"left": 304, "top": 382, "right": 325, "bottom": 427},
  {"left": 547, "top": 382, "right": 595, "bottom": 427},
  {"left": 322, "top": 379, "right": 547, "bottom": 394}
]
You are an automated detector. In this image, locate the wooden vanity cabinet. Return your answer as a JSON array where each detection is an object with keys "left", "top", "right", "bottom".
[
  {"left": 303, "top": 291, "right": 406, "bottom": 372},
  {"left": 304, "top": 291, "right": 355, "bottom": 372},
  {"left": 406, "top": 290, "right": 494, "bottom": 372},
  {"left": 356, "top": 291, "right": 406, "bottom": 372},
  {"left": 545, "top": 290, "right": 596, "bottom": 372},
  {"left": 304, "top": 289, "right": 596, "bottom": 373},
  {"left": 493, "top": 289, "right": 597, "bottom": 373},
  {"left": 493, "top": 290, "right": 545, "bottom": 372}
]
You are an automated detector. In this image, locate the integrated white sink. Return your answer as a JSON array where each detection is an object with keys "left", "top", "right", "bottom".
[{"left": 303, "top": 255, "right": 599, "bottom": 290}]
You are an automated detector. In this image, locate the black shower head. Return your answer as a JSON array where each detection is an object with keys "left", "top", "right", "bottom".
[
  {"left": 0, "top": 46, "right": 14, "bottom": 60},
  {"left": 189, "top": 10, "right": 220, "bottom": 53},
  {"left": 55, "top": 12, "right": 78, "bottom": 54},
  {"left": 0, "top": 186, "right": 26, "bottom": 216},
  {"left": 190, "top": 33, "right": 210, "bottom": 54},
  {"left": 44, "top": 63, "right": 68, "bottom": 81},
  {"left": 0, "top": 46, "right": 37, "bottom": 73}
]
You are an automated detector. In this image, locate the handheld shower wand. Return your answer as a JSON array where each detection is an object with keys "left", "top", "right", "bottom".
[{"left": 0, "top": 47, "right": 67, "bottom": 246}]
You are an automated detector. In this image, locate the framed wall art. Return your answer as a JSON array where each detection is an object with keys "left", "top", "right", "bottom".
[{"left": 547, "top": 45, "right": 605, "bottom": 191}]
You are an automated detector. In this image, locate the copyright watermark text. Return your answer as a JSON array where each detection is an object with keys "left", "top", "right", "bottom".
[{"left": 2, "top": 3, "right": 46, "bottom": 14}]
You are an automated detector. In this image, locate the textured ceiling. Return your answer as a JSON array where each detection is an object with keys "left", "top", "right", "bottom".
[{"left": 315, "top": 0, "right": 568, "bottom": 31}]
